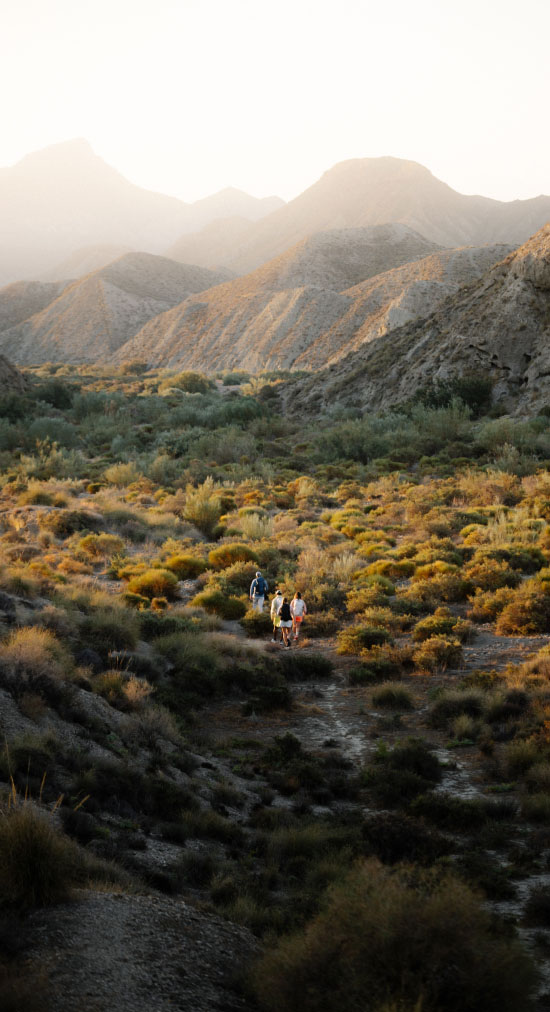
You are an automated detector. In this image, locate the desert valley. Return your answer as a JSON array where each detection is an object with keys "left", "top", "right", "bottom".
[{"left": 2, "top": 138, "right": 550, "bottom": 1012}]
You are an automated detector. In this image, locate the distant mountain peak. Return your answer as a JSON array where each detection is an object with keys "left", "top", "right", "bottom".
[{"left": 16, "top": 137, "right": 97, "bottom": 167}]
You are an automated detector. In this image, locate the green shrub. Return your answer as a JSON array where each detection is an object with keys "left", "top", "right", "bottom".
[
  {"left": 410, "top": 794, "right": 494, "bottom": 832},
  {"left": 164, "top": 554, "right": 206, "bottom": 579},
  {"left": 159, "top": 370, "right": 213, "bottom": 394},
  {"left": 78, "top": 533, "right": 125, "bottom": 558},
  {"left": 240, "top": 610, "right": 273, "bottom": 637},
  {"left": 127, "top": 569, "right": 179, "bottom": 601},
  {"left": 40, "top": 509, "right": 103, "bottom": 538},
  {"left": 103, "top": 462, "right": 141, "bottom": 486},
  {"left": 123, "top": 591, "right": 150, "bottom": 610},
  {"left": 337, "top": 625, "right": 392, "bottom": 655},
  {"left": 154, "top": 631, "right": 223, "bottom": 703},
  {"left": 208, "top": 542, "right": 259, "bottom": 569},
  {"left": 92, "top": 670, "right": 127, "bottom": 705},
  {"left": 361, "top": 812, "right": 451, "bottom": 866},
  {"left": 521, "top": 793, "right": 550, "bottom": 823},
  {"left": 463, "top": 555, "right": 522, "bottom": 591},
  {"left": 363, "top": 740, "right": 441, "bottom": 806},
  {"left": 80, "top": 608, "right": 140, "bottom": 654},
  {"left": 0, "top": 803, "right": 79, "bottom": 909},
  {"left": 371, "top": 683, "right": 414, "bottom": 710},
  {"left": 190, "top": 589, "right": 246, "bottom": 619},
  {"left": 413, "top": 636, "right": 462, "bottom": 672},
  {"left": 0, "top": 628, "right": 73, "bottom": 698},
  {"left": 183, "top": 478, "right": 223, "bottom": 538},
  {"left": 412, "top": 607, "right": 470, "bottom": 642},
  {"left": 348, "top": 644, "right": 408, "bottom": 685},
  {"left": 495, "top": 582, "right": 550, "bottom": 635},
  {"left": 467, "top": 586, "right": 516, "bottom": 623},
  {"left": 429, "top": 689, "right": 486, "bottom": 727},
  {"left": 277, "top": 653, "right": 334, "bottom": 682},
  {"left": 302, "top": 610, "right": 340, "bottom": 637},
  {"left": 251, "top": 860, "right": 536, "bottom": 1012}
]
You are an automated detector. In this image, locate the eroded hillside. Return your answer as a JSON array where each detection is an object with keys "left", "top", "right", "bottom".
[
  {"left": 283, "top": 224, "right": 550, "bottom": 416},
  {"left": 0, "top": 254, "right": 230, "bottom": 364}
]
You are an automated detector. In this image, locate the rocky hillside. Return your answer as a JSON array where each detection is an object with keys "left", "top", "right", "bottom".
[
  {"left": 167, "top": 156, "right": 550, "bottom": 275},
  {"left": 0, "top": 280, "right": 71, "bottom": 331},
  {"left": 281, "top": 224, "right": 550, "bottom": 416},
  {"left": 113, "top": 228, "right": 509, "bottom": 373},
  {"left": 0, "top": 254, "right": 230, "bottom": 364},
  {"left": 113, "top": 225, "right": 441, "bottom": 370},
  {"left": 0, "top": 354, "right": 28, "bottom": 393}
]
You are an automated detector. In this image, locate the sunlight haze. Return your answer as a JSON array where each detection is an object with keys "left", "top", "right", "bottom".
[{"left": 2, "top": 0, "right": 549, "bottom": 202}]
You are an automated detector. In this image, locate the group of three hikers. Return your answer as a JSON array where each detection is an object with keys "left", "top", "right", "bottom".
[{"left": 249, "top": 572, "right": 307, "bottom": 648}]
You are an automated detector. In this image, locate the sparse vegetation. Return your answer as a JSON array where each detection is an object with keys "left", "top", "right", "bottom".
[{"left": 1, "top": 364, "right": 550, "bottom": 1000}]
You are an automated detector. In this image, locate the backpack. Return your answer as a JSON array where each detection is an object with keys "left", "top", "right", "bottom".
[{"left": 253, "top": 577, "right": 267, "bottom": 596}]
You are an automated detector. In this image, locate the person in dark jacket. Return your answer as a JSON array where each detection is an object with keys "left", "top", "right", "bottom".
[{"left": 277, "top": 596, "right": 293, "bottom": 647}]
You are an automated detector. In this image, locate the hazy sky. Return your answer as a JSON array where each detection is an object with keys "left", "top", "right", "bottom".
[{"left": 3, "top": 0, "right": 549, "bottom": 203}]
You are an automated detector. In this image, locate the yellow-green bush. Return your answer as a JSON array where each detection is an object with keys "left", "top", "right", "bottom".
[
  {"left": 78, "top": 533, "right": 125, "bottom": 559},
  {"left": 183, "top": 478, "right": 223, "bottom": 538},
  {"left": 495, "top": 581, "right": 550, "bottom": 636},
  {"left": 127, "top": 568, "right": 179, "bottom": 601},
  {"left": 463, "top": 555, "right": 522, "bottom": 591},
  {"left": 413, "top": 636, "right": 463, "bottom": 672},
  {"left": 337, "top": 625, "right": 392, "bottom": 655},
  {"left": 413, "top": 607, "right": 471, "bottom": 642},
  {"left": 0, "top": 627, "right": 73, "bottom": 687},
  {"left": 208, "top": 543, "right": 259, "bottom": 570},
  {"left": 467, "top": 586, "right": 516, "bottom": 623},
  {"left": 191, "top": 589, "right": 247, "bottom": 620},
  {"left": 251, "top": 860, "right": 536, "bottom": 1012},
  {"left": 164, "top": 553, "right": 206, "bottom": 579}
]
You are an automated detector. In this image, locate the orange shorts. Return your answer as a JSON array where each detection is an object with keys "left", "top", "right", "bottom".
[{"left": 293, "top": 615, "right": 303, "bottom": 623}]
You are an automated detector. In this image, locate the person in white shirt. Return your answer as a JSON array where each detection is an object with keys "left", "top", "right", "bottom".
[
  {"left": 290, "top": 591, "right": 307, "bottom": 640},
  {"left": 270, "top": 590, "right": 283, "bottom": 642}
]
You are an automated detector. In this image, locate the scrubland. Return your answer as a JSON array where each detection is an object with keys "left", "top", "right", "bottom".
[{"left": 3, "top": 365, "right": 550, "bottom": 1009}]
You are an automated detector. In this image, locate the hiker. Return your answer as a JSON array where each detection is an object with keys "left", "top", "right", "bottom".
[
  {"left": 249, "top": 571, "right": 268, "bottom": 612},
  {"left": 277, "top": 596, "right": 293, "bottom": 647},
  {"left": 290, "top": 591, "right": 307, "bottom": 640},
  {"left": 270, "top": 588, "right": 284, "bottom": 642}
]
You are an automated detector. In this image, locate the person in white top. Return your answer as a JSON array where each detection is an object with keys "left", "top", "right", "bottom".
[
  {"left": 270, "top": 590, "right": 284, "bottom": 642},
  {"left": 290, "top": 591, "right": 307, "bottom": 640}
]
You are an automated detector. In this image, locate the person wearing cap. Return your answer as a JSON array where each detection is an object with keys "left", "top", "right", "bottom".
[
  {"left": 249, "top": 571, "right": 268, "bottom": 612},
  {"left": 270, "top": 589, "right": 284, "bottom": 641}
]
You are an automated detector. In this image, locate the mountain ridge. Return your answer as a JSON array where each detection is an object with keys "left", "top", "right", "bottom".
[
  {"left": 172, "top": 156, "right": 550, "bottom": 275},
  {"left": 0, "top": 140, "right": 284, "bottom": 286},
  {"left": 0, "top": 253, "right": 230, "bottom": 364},
  {"left": 113, "top": 227, "right": 509, "bottom": 373}
]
